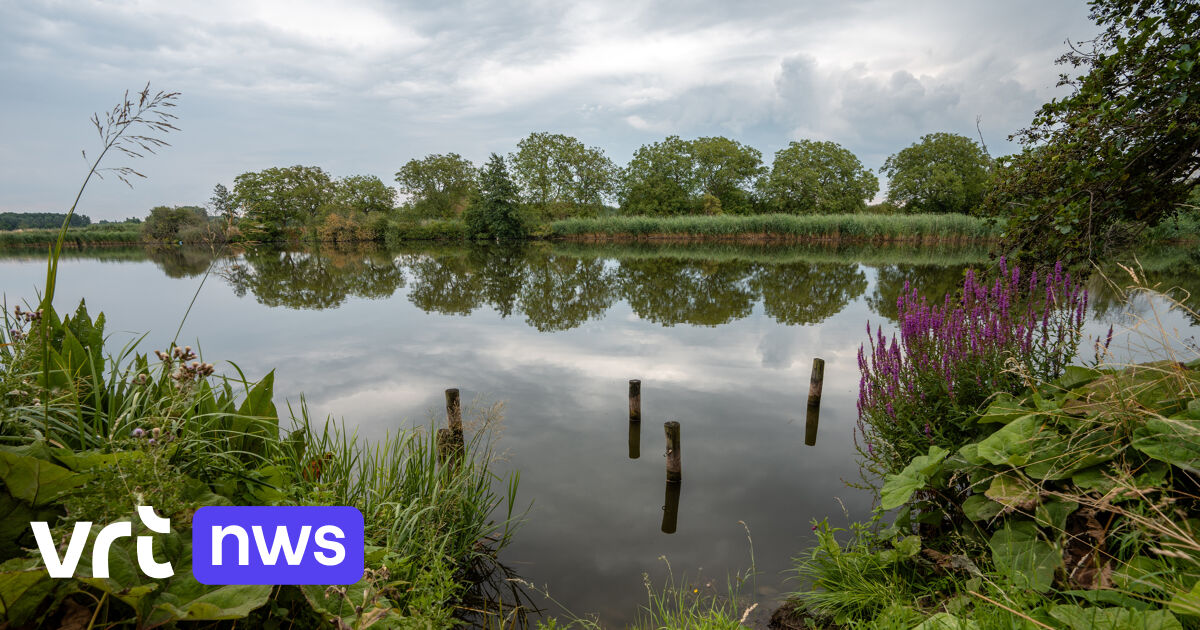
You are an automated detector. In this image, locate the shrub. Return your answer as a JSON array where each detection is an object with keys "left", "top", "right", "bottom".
[{"left": 857, "top": 259, "right": 1087, "bottom": 474}]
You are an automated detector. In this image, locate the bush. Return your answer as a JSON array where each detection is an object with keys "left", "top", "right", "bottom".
[{"left": 857, "top": 259, "right": 1086, "bottom": 475}]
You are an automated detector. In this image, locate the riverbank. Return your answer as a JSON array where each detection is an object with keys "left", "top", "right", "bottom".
[
  {"left": 0, "top": 298, "right": 522, "bottom": 627},
  {"left": 773, "top": 262, "right": 1200, "bottom": 629}
]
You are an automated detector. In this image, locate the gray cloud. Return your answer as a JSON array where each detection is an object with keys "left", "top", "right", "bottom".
[{"left": 0, "top": 0, "right": 1095, "bottom": 219}]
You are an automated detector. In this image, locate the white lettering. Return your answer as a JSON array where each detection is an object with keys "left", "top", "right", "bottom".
[
  {"left": 32, "top": 521, "right": 91, "bottom": 579},
  {"left": 313, "top": 525, "right": 346, "bottom": 566},
  {"left": 212, "top": 525, "right": 250, "bottom": 566},
  {"left": 252, "top": 525, "right": 311, "bottom": 566}
]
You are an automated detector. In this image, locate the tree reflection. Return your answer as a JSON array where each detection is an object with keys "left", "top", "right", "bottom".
[
  {"left": 519, "top": 250, "right": 616, "bottom": 331},
  {"left": 404, "top": 250, "right": 484, "bottom": 315},
  {"left": 867, "top": 264, "right": 969, "bottom": 322},
  {"left": 617, "top": 258, "right": 755, "bottom": 326},
  {"left": 223, "top": 246, "right": 405, "bottom": 310},
  {"left": 751, "top": 262, "right": 867, "bottom": 325},
  {"left": 146, "top": 246, "right": 223, "bottom": 278}
]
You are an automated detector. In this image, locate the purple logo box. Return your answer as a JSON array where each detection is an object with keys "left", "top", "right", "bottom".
[{"left": 192, "top": 506, "right": 364, "bottom": 585}]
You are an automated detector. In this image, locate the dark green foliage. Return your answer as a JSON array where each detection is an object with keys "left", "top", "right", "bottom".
[
  {"left": 233, "top": 165, "right": 333, "bottom": 240},
  {"left": 394, "top": 153, "right": 477, "bottom": 219},
  {"left": 509, "top": 132, "right": 618, "bottom": 219},
  {"left": 326, "top": 174, "right": 396, "bottom": 216},
  {"left": 619, "top": 135, "right": 765, "bottom": 216},
  {"left": 883, "top": 132, "right": 991, "bottom": 214},
  {"left": 463, "top": 154, "right": 528, "bottom": 240},
  {"left": 760, "top": 140, "right": 879, "bottom": 214},
  {"left": 141, "top": 205, "right": 213, "bottom": 242},
  {"left": 988, "top": 0, "right": 1200, "bottom": 265},
  {"left": 0, "top": 213, "right": 90, "bottom": 231},
  {"left": 209, "top": 183, "right": 235, "bottom": 226}
]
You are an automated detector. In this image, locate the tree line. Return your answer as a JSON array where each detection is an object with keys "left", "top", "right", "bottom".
[
  {"left": 133, "top": 0, "right": 1196, "bottom": 264},
  {"left": 0, "top": 212, "right": 91, "bottom": 230},
  {"left": 200, "top": 131, "right": 992, "bottom": 242}
]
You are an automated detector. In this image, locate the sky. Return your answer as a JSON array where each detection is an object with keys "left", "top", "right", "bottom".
[{"left": 0, "top": 0, "right": 1098, "bottom": 221}]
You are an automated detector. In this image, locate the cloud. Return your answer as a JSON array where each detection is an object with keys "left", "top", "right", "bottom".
[{"left": 0, "top": 0, "right": 1096, "bottom": 218}]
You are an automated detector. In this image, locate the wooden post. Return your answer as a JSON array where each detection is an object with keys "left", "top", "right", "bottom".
[
  {"left": 629, "top": 380, "right": 641, "bottom": 422},
  {"left": 665, "top": 421, "right": 681, "bottom": 483},
  {"left": 436, "top": 428, "right": 453, "bottom": 464},
  {"left": 805, "top": 358, "right": 825, "bottom": 446},
  {"left": 628, "top": 421, "right": 641, "bottom": 459},
  {"left": 661, "top": 481, "right": 681, "bottom": 534},
  {"left": 445, "top": 388, "right": 462, "bottom": 436}
]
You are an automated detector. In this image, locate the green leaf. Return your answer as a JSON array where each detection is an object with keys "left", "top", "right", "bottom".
[
  {"left": 0, "top": 557, "right": 59, "bottom": 625},
  {"left": 1169, "top": 581, "right": 1200, "bottom": 618},
  {"left": 979, "top": 394, "right": 1032, "bottom": 425},
  {"left": 0, "top": 451, "right": 87, "bottom": 506},
  {"left": 976, "top": 415, "right": 1041, "bottom": 467},
  {"left": 880, "top": 446, "right": 949, "bottom": 510},
  {"left": 1048, "top": 605, "right": 1182, "bottom": 630},
  {"left": 1034, "top": 499, "right": 1078, "bottom": 533},
  {"left": 1056, "top": 366, "right": 1103, "bottom": 391},
  {"left": 985, "top": 473, "right": 1039, "bottom": 511},
  {"left": 912, "top": 612, "right": 979, "bottom": 630},
  {"left": 988, "top": 520, "right": 1060, "bottom": 592},
  {"left": 1132, "top": 414, "right": 1200, "bottom": 473},
  {"left": 961, "top": 494, "right": 1004, "bottom": 522}
]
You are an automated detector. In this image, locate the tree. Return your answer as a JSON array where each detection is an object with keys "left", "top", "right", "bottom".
[
  {"left": 463, "top": 154, "right": 527, "bottom": 240},
  {"left": 209, "top": 183, "right": 236, "bottom": 227},
  {"left": 329, "top": 175, "right": 397, "bottom": 215},
  {"left": 142, "top": 205, "right": 209, "bottom": 242},
  {"left": 986, "top": 0, "right": 1200, "bottom": 264},
  {"left": 620, "top": 135, "right": 698, "bottom": 215},
  {"left": 620, "top": 136, "right": 764, "bottom": 215},
  {"left": 233, "top": 165, "right": 333, "bottom": 238},
  {"left": 509, "top": 132, "right": 618, "bottom": 216},
  {"left": 688, "top": 136, "right": 765, "bottom": 214},
  {"left": 761, "top": 140, "right": 879, "bottom": 214},
  {"left": 394, "top": 153, "right": 477, "bottom": 219},
  {"left": 882, "top": 133, "right": 991, "bottom": 214}
]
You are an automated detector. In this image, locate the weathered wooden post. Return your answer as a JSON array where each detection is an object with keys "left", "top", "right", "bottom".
[
  {"left": 440, "top": 388, "right": 465, "bottom": 464},
  {"left": 628, "top": 421, "right": 641, "bottom": 459},
  {"left": 629, "top": 379, "right": 641, "bottom": 422},
  {"left": 665, "top": 421, "right": 681, "bottom": 483},
  {"left": 805, "top": 358, "right": 825, "bottom": 446},
  {"left": 445, "top": 388, "right": 463, "bottom": 436},
  {"left": 661, "top": 480, "right": 681, "bottom": 534}
]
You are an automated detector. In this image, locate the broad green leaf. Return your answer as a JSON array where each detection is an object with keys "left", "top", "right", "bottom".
[
  {"left": 1169, "top": 581, "right": 1200, "bottom": 618},
  {"left": 1048, "top": 605, "right": 1182, "bottom": 630},
  {"left": 1033, "top": 499, "right": 1078, "bottom": 533},
  {"left": 0, "top": 451, "right": 87, "bottom": 506},
  {"left": 976, "top": 415, "right": 1041, "bottom": 467},
  {"left": 1132, "top": 414, "right": 1200, "bottom": 473},
  {"left": 988, "top": 520, "right": 1060, "bottom": 592},
  {"left": 979, "top": 393, "right": 1031, "bottom": 425},
  {"left": 0, "top": 557, "right": 59, "bottom": 625},
  {"left": 985, "top": 474, "right": 1038, "bottom": 511},
  {"left": 1024, "top": 425, "right": 1121, "bottom": 480},
  {"left": 880, "top": 446, "right": 949, "bottom": 510},
  {"left": 961, "top": 494, "right": 1003, "bottom": 522},
  {"left": 1056, "top": 366, "right": 1103, "bottom": 391}
]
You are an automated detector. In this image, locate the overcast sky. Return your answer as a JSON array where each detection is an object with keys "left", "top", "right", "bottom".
[{"left": 0, "top": 0, "right": 1097, "bottom": 220}]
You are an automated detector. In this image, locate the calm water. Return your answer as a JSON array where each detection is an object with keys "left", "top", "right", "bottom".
[{"left": 2, "top": 242, "right": 1197, "bottom": 624}]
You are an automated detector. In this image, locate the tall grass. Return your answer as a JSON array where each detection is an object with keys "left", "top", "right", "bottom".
[
  {"left": 0, "top": 224, "right": 144, "bottom": 247},
  {"left": 548, "top": 213, "right": 1003, "bottom": 241}
]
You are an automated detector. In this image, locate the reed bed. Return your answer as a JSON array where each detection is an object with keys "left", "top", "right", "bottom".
[{"left": 548, "top": 213, "right": 1003, "bottom": 242}]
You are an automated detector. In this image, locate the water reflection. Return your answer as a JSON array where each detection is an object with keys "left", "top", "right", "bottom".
[
  {"left": 225, "top": 247, "right": 405, "bottom": 310},
  {"left": 212, "top": 243, "right": 890, "bottom": 329},
  {"left": 662, "top": 482, "right": 681, "bottom": 535}
]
